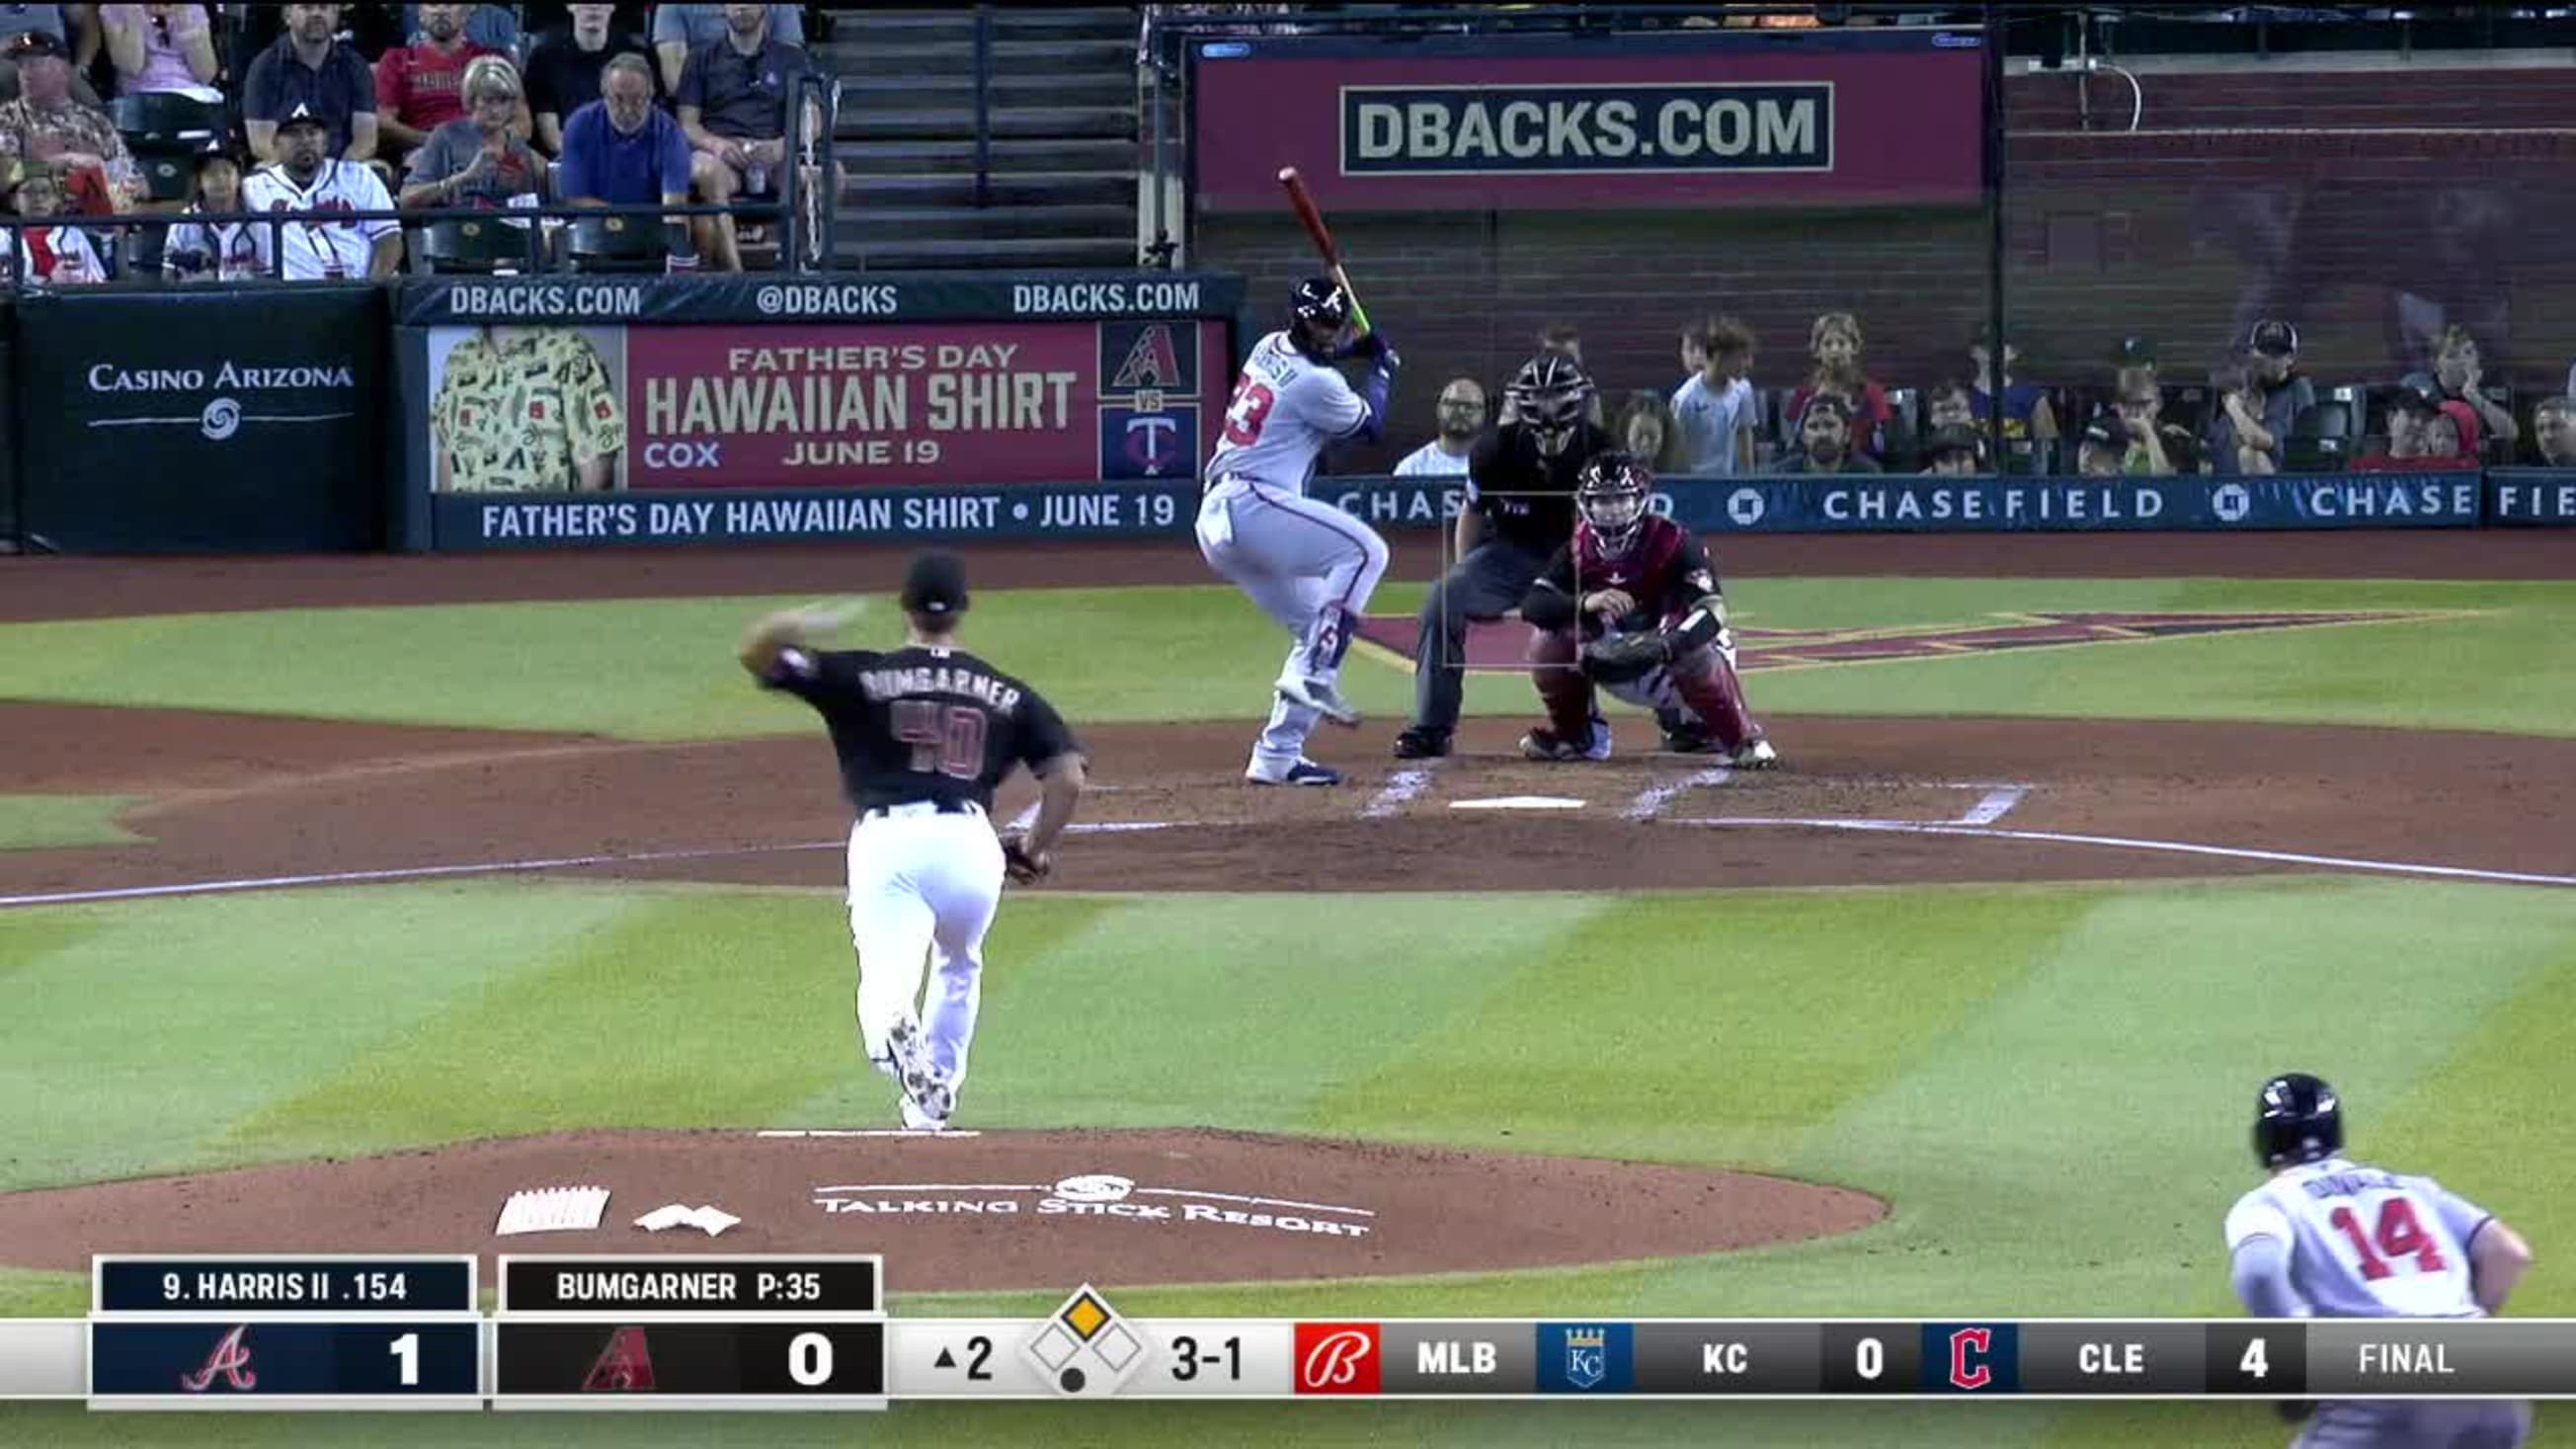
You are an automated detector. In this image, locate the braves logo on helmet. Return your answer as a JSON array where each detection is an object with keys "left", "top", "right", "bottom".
[
  {"left": 1576, "top": 449, "right": 1651, "bottom": 556},
  {"left": 1287, "top": 278, "right": 1351, "bottom": 360},
  {"left": 2253, "top": 1072, "right": 2342, "bottom": 1167}
]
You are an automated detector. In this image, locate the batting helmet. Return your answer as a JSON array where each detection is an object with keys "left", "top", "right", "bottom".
[
  {"left": 1509, "top": 353, "right": 1593, "bottom": 456},
  {"left": 1287, "top": 278, "right": 1351, "bottom": 359},
  {"left": 1575, "top": 449, "right": 1651, "bottom": 556},
  {"left": 2252, "top": 1073, "right": 2343, "bottom": 1168}
]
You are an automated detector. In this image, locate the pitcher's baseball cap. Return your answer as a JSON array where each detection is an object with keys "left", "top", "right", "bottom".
[{"left": 900, "top": 550, "right": 970, "bottom": 616}]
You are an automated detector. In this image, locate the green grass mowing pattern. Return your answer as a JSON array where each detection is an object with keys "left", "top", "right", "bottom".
[
  {"left": 0, "top": 794, "right": 142, "bottom": 851},
  {"left": 0, "top": 883, "right": 640, "bottom": 1193},
  {"left": 1, "top": 577, "right": 2572, "bottom": 738}
]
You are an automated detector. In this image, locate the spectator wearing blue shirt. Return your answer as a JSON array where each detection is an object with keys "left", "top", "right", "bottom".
[
  {"left": 1965, "top": 323, "right": 2058, "bottom": 455},
  {"left": 674, "top": 3, "right": 809, "bottom": 273},
  {"left": 242, "top": 2, "right": 379, "bottom": 163},
  {"left": 652, "top": 1, "right": 801, "bottom": 94},
  {"left": 559, "top": 53, "right": 695, "bottom": 265}
]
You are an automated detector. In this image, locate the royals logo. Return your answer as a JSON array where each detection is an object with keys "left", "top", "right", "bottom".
[
  {"left": 1564, "top": 1328, "right": 1607, "bottom": 1390},
  {"left": 178, "top": 1325, "right": 257, "bottom": 1393}
]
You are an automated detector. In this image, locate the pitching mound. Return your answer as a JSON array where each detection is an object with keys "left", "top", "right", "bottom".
[{"left": 0, "top": 1129, "right": 1883, "bottom": 1291}]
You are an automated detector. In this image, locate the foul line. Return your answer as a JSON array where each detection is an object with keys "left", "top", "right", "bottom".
[
  {"left": 1363, "top": 764, "right": 1439, "bottom": 819},
  {"left": 0, "top": 820, "right": 1195, "bottom": 908},
  {"left": 1959, "top": 786, "right": 2030, "bottom": 826},
  {"left": 759, "top": 1129, "right": 984, "bottom": 1140},
  {"left": 1623, "top": 767, "right": 1733, "bottom": 822},
  {"left": 1665, "top": 817, "right": 2576, "bottom": 889}
]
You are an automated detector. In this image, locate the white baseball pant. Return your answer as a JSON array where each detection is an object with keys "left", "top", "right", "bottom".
[
  {"left": 1196, "top": 476, "right": 1391, "bottom": 775},
  {"left": 846, "top": 802, "right": 1003, "bottom": 1100}
]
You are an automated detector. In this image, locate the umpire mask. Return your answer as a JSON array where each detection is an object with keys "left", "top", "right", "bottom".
[{"left": 1511, "top": 354, "right": 1593, "bottom": 457}]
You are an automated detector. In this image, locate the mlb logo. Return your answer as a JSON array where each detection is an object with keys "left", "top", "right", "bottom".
[
  {"left": 1292, "top": 1323, "right": 1381, "bottom": 1395},
  {"left": 1098, "top": 404, "right": 1198, "bottom": 480},
  {"left": 1536, "top": 1323, "right": 1632, "bottom": 1393}
]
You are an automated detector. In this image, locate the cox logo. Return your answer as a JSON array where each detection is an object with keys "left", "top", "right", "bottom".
[{"left": 644, "top": 442, "right": 724, "bottom": 469}]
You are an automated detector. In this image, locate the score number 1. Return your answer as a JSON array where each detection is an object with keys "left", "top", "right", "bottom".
[{"left": 1168, "top": 1333, "right": 1243, "bottom": 1383}]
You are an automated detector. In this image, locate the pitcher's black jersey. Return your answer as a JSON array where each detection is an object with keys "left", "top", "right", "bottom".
[{"left": 764, "top": 643, "right": 1081, "bottom": 813}]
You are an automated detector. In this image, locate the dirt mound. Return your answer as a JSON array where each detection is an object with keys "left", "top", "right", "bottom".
[{"left": 0, "top": 1129, "right": 1884, "bottom": 1291}]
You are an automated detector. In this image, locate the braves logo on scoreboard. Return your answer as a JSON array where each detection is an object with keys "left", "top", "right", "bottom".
[
  {"left": 1293, "top": 1323, "right": 1381, "bottom": 1395},
  {"left": 177, "top": 1325, "right": 257, "bottom": 1393}
]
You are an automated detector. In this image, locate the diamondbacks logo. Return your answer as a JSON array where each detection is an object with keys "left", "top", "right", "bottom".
[
  {"left": 1354, "top": 608, "right": 2450, "bottom": 675},
  {"left": 178, "top": 1325, "right": 257, "bottom": 1393},
  {"left": 583, "top": 1327, "right": 657, "bottom": 1392},
  {"left": 1110, "top": 324, "right": 1184, "bottom": 390}
]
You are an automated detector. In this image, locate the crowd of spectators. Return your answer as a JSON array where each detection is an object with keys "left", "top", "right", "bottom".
[
  {"left": 1379, "top": 312, "right": 2576, "bottom": 483},
  {"left": 0, "top": 1, "right": 829, "bottom": 285}
]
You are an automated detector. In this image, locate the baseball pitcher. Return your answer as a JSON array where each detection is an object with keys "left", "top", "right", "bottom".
[
  {"left": 2226, "top": 1073, "right": 2535, "bottom": 1447},
  {"left": 739, "top": 552, "right": 1087, "bottom": 1131},
  {"left": 1515, "top": 451, "right": 1777, "bottom": 767},
  {"left": 1196, "top": 278, "right": 1399, "bottom": 787}
]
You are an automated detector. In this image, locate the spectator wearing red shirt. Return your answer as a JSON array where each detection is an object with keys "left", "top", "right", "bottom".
[
  {"left": 375, "top": 3, "right": 521, "bottom": 164},
  {"left": 2357, "top": 392, "right": 2476, "bottom": 472},
  {"left": 1785, "top": 311, "right": 1891, "bottom": 459},
  {"left": 2402, "top": 324, "right": 2518, "bottom": 459}
]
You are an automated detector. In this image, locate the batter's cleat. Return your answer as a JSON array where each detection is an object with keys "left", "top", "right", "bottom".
[
  {"left": 883, "top": 1019, "right": 955, "bottom": 1123},
  {"left": 1276, "top": 675, "right": 1361, "bottom": 727},
  {"left": 1730, "top": 738, "right": 1781, "bottom": 770},
  {"left": 900, "top": 1098, "right": 950, "bottom": 1133},
  {"left": 1392, "top": 726, "right": 1452, "bottom": 760},
  {"left": 1519, "top": 726, "right": 1593, "bottom": 762},
  {"left": 1660, "top": 724, "right": 1721, "bottom": 754},
  {"left": 1248, "top": 758, "right": 1342, "bottom": 786}
]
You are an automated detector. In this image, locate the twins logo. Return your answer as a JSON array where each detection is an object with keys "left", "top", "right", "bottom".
[
  {"left": 1293, "top": 1323, "right": 1380, "bottom": 1395},
  {"left": 178, "top": 1325, "right": 257, "bottom": 1393}
]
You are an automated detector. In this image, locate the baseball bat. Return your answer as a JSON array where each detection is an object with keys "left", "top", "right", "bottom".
[{"left": 1277, "top": 166, "right": 1374, "bottom": 336}]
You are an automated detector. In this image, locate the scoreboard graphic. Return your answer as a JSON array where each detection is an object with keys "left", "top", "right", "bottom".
[{"left": 26, "top": 1253, "right": 2576, "bottom": 1409}]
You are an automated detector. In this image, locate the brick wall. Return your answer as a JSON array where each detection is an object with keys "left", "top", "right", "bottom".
[{"left": 1196, "top": 62, "right": 2576, "bottom": 469}]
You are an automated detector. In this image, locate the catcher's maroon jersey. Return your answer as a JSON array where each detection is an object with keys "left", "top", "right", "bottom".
[{"left": 1528, "top": 515, "right": 1721, "bottom": 636}]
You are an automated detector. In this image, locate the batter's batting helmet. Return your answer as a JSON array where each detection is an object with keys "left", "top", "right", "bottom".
[
  {"left": 1287, "top": 278, "right": 1351, "bottom": 359},
  {"left": 2253, "top": 1073, "right": 2343, "bottom": 1168}
]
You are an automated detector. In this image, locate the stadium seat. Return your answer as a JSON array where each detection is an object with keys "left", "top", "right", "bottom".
[
  {"left": 565, "top": 212, "right": 668, "bottom": 273},
  {"left": 110, "top": 92, "right": 225, "bottom": 203},
  {"left": 1880, "top": 386, "right": 1920, "bottom": 467},
  {"left": 2286, "top": 393, "right": 2360, "bottom": 472},
  {"left": 415, "top": 216, "right": 538, "bottom": 274}
]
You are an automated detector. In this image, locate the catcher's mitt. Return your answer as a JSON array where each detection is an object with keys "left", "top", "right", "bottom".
[
  {"left": 999, "top": 831, "right": 1052, "bottom": 885},
  {"left": 1580, "top": 629, "right": 1672, "bottom": 684}
]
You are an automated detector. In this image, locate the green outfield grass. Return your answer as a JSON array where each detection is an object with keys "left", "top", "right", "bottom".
[
  {"left": 3, "top": 573, "right": 2573, "bottom": 1448},
  {"left": 0, "top": 794, "right": 141, "bottom": 851},
  {"left": 0, "top": 577, "right": 2570, "bottom": 738}
]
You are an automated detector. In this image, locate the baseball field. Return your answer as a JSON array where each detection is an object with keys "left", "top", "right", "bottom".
[{"left": 0, "top": 527, "right": 2569, "bottom": 1446}]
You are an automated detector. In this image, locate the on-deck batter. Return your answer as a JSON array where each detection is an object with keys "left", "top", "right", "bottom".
[
  {"left": 1196, "top": 278, "right": 1399, "bottom": 787},
  {"left": 738, "top": 552, "right": 1087, "bottom": 1131}
]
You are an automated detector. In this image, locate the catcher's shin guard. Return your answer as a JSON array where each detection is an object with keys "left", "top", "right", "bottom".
[
  {"left": 1666, "top": 644, "right": 1760, "bottom": 753},
  {"left": 1527, "top": 628, "right": 1599, "bottom": 740}
]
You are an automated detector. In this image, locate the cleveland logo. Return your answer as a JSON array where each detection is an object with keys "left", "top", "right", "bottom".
[{"left": 178, "top": 1325, "right": 257, "bottom": 1393}]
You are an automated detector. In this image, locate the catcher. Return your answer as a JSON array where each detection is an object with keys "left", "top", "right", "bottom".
[{"left": 1516, "top": 451, "right": 1778, "bottom": 767}]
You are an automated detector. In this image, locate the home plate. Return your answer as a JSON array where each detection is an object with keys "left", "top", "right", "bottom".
[{"left": 1449, "top": 795, "right": 1588, "bottom": 811}]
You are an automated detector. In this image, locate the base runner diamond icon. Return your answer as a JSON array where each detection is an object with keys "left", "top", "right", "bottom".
[{"left": 1021, "top": 1283, "right": 1146, "bottom": 1398}]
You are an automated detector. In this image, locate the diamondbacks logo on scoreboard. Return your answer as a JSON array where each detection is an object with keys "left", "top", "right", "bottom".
[
  {"left": 1096, "top": 320, "right": 1202, "bottom": 480},
  {"left": 178, "top": 1325, "right": 257, "bottom": 1392},
  {"left": 1537, "top": 1323, "right": 1633, "bottom": 1393},
  {"left": 1293, "top": 1322, "right": 1382, "bottom": 1394},
  {"left": 582, "top": 1327, "right": 658, "bottom": 1392}
]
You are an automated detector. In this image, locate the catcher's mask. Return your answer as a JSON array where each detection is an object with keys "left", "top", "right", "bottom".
[
  {"left": 2252, "top": 1072, "right": 2342, "bottom": 1168},
  {"left": 1576, "top": 450, "right": 1651, "bottom": 555},
  {"left": 1510, "top": 353, "right": 1593, "bottom": 457}
]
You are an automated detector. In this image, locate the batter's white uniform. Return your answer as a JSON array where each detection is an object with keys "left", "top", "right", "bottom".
[
  {"left": 241, "top": 158, "right": 398, "bottom": 281},
  {"left": 1197, "top": 330, "right": 1393, "bottom": 778},
  {"left": 2225, "top": 1157, "right": 2530, "bottom": 1447}
]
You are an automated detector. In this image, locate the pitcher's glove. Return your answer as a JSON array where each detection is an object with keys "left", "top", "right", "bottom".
[
  {"left": 999, "top": 830, "right": 1052, "bottom": 885},
  {"left": 1581, "top": 629, "right": 1673, "bottom": 685}
]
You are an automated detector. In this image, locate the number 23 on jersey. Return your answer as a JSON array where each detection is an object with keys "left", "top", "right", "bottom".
[{"left": 1223, "top": 374, "right": 1276, "bottom": 446}]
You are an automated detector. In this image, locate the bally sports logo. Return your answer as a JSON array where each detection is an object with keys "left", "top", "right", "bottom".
[
  {"left": 1294, "top": 1323, "right": 1381, "bottom": 1395},
  {"left": 810, "top": 1171, "right": 1374, "bottom": 1239}
]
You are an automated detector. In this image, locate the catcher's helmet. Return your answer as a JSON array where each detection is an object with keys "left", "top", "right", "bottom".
[
  {"left": 2253, "top": 1073, "right": 2343, "bottom": 1168},
  {"left": 1509, "top": 353, "right": 1594, "bottom": 456},
  {"left": 1576, "top": 450, "right": 1651, "bottom": 555},
  {"left": 1287, "top": 278, "right": 1351, "bottom": 358}
]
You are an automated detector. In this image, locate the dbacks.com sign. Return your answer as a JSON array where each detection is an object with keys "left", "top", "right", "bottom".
[{"left": 1342, "top": 84, "right": 1829, "bottom": 175}]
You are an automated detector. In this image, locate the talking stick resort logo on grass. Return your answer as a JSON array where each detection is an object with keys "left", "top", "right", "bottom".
[{"left": 810, "top": 1171, "right": 1375, "bottom": 1239}]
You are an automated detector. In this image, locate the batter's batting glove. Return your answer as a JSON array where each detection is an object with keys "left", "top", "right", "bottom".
[
  {"left": 1000, "top": 831, "right": 1052, "bottom": 886},
  {"left": 1338, "top": 330, "right": 1394, "bottom": 363}
]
